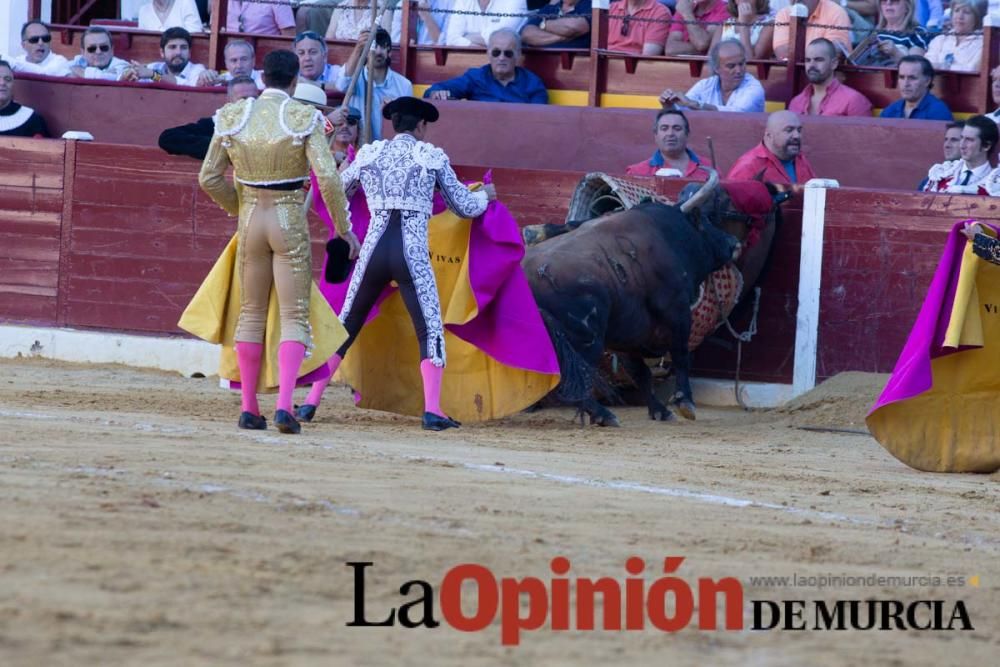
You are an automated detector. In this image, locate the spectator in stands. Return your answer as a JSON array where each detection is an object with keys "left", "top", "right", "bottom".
[
  {"left": 138, "top": 0, "right": 204, "bottom": 33},
  {"left": 444, "top": 0, "right": 528, "bottom": 46},
  {"left": 522, "top": 0, "right": 593, "bottom": 48},
  {"left": 329, "top": 108, "right": 363, "bottom": 165},
  {"left": 227, "top": 0, "right": 295, "bottom": 36},
  {"left": 772, "top": 0, "right": 852, "bottom": 60},
  {"left": 923, "top": 115, "right": 998, "bottom": 194},
  {"left": 296, "top": 0, "right": 335, "bottom": 37},
  {"left": 11, "top": 21, "right": 71, "bottom": 77},
  {"left": 989, "top": 66, "right": 1000, "bottom": 122},
  {"left": 918, "top": 120, "right": 965, "bottom": 188},
  {"left": 925, "top": 0, "right": 983, "bottom": 72},
  {"left": 338, "top": 28, "right": 414, "bottom": 140},
  {"left": 221, "top": 40, "right": 263, "bottom": 87},
  {"left": 327, "top": 0, "right": 397, "bottom": 41},
  {"left": 295, "top": 31, "right": 343, "bottom": 92},
  {"left": 727, "top": 110, "right": 816, "bottom": 183},
  {"left": 625, "top": 108, "right": 712, "bottom": 178},
  {"left": 607, "top": 0, "right": 672, "bottom": 55},
  {"left": 665, "top": 0, "right": 730, "bottom": 55},
  {"left": 709, "top": 0, "right": 776, "bottom": 60},
  {"left": 0, "top": 60, "right": 50, "bottom": 137},
  {"left": 133, "top": 27, "right": 216, "bottom": 86},
  {"left": 659, "top": 39, "right": 765, "bottom": 111},
  {"left": 915, "top": 0, "right": 943, "bottom": 29},
  {"left": 942, "top": 121, "right": 965, "bottom": 162},
  {"left": 880, "top": 55, "right": 953, "bottom": 120},
  {"left": 425, "top": 28, "right": 548, "bottom": 103},
  {"left": 158, "top": 76, "right": 259, "bottom": 159},
  {"left": 852, "top": 0, "right": 928, "bottom": 67},
  {"left": 385, "top": 0, "right": 453, "bottom": 45},
  {"left": 69, "top": 27, "right": 137, "bottom": 81},
  {"left": 788, "top": 38, "right": 872, "bottom": 116}
]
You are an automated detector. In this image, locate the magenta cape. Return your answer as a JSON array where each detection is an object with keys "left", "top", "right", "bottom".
[
  {"left": 312, "top": 176, "right": 561, "bottom": 420},
  {"left": 866, "top": 221, "right": 1000, "bottom": 472}
]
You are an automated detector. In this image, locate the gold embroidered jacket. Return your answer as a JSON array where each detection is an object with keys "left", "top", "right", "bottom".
[{"left": 198, "top": 89, "right": 351, "bottom": 234}]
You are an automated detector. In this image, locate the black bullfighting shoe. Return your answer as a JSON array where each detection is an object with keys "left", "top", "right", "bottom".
[
  {"left": 294, "top": 403, "right": 317, "bottom": 422},
  {"left": 274, "top": 409, "right": 302, "bottom": 434},
  {"left": 238, "top": 412, "right": 267, "bottom": 430},
  {"left": 422, "top": 412, "right": 461, "bottom": 431}
]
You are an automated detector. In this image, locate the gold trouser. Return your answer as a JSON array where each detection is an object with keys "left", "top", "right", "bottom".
[{"left": 235, "top": 187, "right": 312, "bottom": 347}]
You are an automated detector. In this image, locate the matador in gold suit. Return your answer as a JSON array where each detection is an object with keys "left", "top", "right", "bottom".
[{"left": 198, "top": 51, "right": 357, "bottom": 434}]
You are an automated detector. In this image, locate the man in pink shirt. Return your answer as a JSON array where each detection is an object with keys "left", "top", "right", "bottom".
[
  {"left": 772, "top": 0, "right": 851, "bottom": 60},
  {"left": 665, "top": 0, "right": 729, "bottom": 55},
  {"left": 607, "top": 0, "right": 673, "bottom": 56},
  {"left": 728, "top": 110, "right": 817, "bottom": 184},
  {"left": 227, "top": 0, "right": 295, "bottom": 36},
  {"left": 788, "top": 38, "right": 872, "bottom": 117},
  {"left": 626, "top": 109, "right": 712, "bottom": 179}
]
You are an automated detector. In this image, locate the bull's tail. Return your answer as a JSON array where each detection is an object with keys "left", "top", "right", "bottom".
[{"left": 541, "top": 309, "right": 617, "bottom": 405}]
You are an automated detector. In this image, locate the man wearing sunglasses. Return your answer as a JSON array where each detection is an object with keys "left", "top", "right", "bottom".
[
  {"left": 0, "top": 60, "right": 51, "bottom": 138},
  {"left": 425, "top": 29, "right": 547, "bottom": 104},
  {"left": 11, "top": 21, "right": 71, "bottom": 77},
  {"left": 607, "top": 0, "right": 672, "bottom": 56},
  {"left": 69, "top": 27, "right": 137, "bottom": 81}
]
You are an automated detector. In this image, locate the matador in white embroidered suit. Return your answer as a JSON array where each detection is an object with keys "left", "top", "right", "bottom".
[
  {"left": 923, "top": 159, "right": 1000, "bottom": 196},
  {"left": 297, "top": 97, "right": 493, "bottom": 432}
]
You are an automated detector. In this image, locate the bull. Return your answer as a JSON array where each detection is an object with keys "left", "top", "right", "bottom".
[{"left": 524, "top": 171, "right": 784, "bottom": 426}]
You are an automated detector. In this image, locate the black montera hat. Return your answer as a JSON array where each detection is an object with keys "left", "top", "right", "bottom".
[{"left": 382, "top": 96, "right": 439, "bottom": 123}]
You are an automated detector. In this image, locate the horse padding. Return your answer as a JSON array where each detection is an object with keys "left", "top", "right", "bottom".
[{"left": 565, "top": 172, "right": 672, "bottom": 223}]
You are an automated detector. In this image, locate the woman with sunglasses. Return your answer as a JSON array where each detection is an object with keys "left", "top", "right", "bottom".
[
  {"left": 11, "top": 20, "right": 71, "bottom": 77},
  {"left": 137, "top": 0, "right": 204, "bottom": 34}
]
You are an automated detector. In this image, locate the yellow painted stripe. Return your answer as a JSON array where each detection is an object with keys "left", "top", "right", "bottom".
[
  {"left": 548, "top": 89, "right": 589, "bottom": 106},
  {"left": 415, "top": 85, "right": 979, "bottom": 120}
]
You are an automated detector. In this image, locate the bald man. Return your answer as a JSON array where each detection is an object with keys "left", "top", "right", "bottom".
[{"left": 727, "top": 110, "right": 817, "bottom": 184}]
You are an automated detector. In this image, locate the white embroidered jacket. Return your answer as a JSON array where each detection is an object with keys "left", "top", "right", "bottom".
[
  {"left": 925, "top": 159, "right": 1000, "bottom": 195},
  {"left": 340, "top": 134, "right": 489, "bottom": 218}
]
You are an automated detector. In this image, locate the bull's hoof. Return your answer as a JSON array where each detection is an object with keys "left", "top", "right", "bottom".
[
  {"left": 649, "top": 407, "right": 676, "bottom": 422},
  {"left": 591, "top": 413, "right": 621, "bottom": 427},
  {"left": 522, "top": 226, "right": 543, "bottom": 246},
  {"left": 675, "top": 400, "right": 697, "bottom": 421}
]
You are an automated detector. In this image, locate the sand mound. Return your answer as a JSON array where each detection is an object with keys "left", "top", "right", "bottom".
[{"left": 777, "top": 371, "right": 889, "bottom": 430}]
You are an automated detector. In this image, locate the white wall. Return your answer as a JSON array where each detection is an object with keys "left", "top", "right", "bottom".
[{"left": 1, "top": 1, "right": 52, "bottom": 60}]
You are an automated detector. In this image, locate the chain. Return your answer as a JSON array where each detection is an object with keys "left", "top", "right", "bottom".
[{"left": 242, "top": 1, "right": 984, "bottom": 37}]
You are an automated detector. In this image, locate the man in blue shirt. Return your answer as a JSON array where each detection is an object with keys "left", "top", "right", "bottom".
[
  {"left": 880, "top": 55, "right": 954, "bottom": 121},
  {"left": 425, "top": 29, "right": 548, "bottom": 104},
  {"left": 521, "top": 0, "right": 592, "bottom": 49}
]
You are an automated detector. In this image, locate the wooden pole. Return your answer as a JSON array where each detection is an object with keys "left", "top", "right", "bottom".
[
  {"left": 363, "top": 0, "right": 379, "bottom": 145},
  {"left": 207, "top": 0, "right": 228, "bottom": 72}
]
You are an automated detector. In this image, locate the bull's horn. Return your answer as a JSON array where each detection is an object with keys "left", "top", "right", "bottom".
[{"left": 679, "top": 168, "right": 719, "bottom": 215}]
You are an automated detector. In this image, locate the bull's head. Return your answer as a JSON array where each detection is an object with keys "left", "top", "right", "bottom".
[
  {"left": 678, "top": 175, "right": 788, "bottom": 251},
  {"left": 674, "top": 169, "right": 741, "bottom": 264}
]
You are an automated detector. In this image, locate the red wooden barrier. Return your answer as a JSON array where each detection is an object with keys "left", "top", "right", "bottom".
[
  {"left": 6, "top": 140, "right": 1000, "bottom": 386},
  {"left": 0, "top": 138, "right": 65, "bottom": 325}
]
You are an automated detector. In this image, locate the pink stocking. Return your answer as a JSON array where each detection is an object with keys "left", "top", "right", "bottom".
[
  {"left": 420, "top": 359, "right": 444, "bottom": 416},
  {"left": 277, "top": 341, "right": 306, "bottom": 413},
  {"left": 304, "top": 354, "right": 343, "bottom": 407},
  {"left": 236, "top": 341, "right": 263, "bottom": 415}
]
